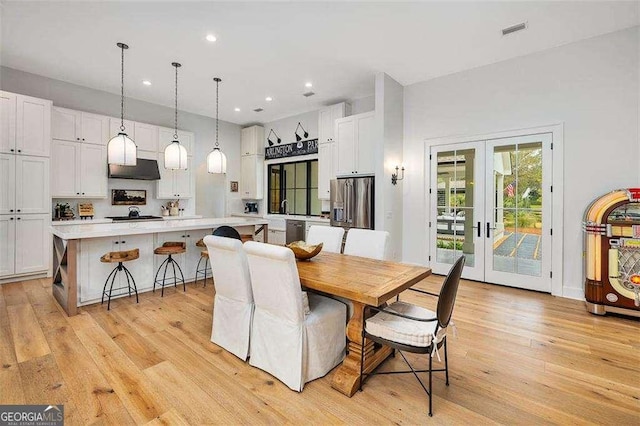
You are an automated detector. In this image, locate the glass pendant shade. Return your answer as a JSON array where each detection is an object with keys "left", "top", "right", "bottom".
[
  {"left": 207, "top": 147, "right": 227, "bottom": 174},
  {"left": 107, "top": 132, "right": 137, "bottom": 166},
  {"left": 164, "top": 140, "right": 188, "bottom": 170}
]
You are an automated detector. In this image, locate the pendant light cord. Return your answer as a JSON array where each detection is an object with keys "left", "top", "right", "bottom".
[
  {"left": 120, "top": 45, "right": 125, "bottom": 132},
  {"left": 174, "top": 64, "right": 178, "bottom": 140},
  {"left": 215, "top": 78, "right": 219, "bottom": 148}
]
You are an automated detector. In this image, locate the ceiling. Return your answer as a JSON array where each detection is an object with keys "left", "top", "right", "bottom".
[{"left": 1, "top": 1, "right": 638, "bottom": 125}]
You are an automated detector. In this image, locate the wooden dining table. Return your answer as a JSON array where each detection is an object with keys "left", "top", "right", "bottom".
[{"left": 296, "top": 251, "right": 431, "bottom": 397}]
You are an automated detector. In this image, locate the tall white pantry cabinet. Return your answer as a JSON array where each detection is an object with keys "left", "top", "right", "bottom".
[{"left": 0, "top": 91, "right": 52, "bottom": 281}]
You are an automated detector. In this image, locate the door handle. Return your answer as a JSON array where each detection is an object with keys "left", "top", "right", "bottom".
[
  {"left": 474, "top": 221, "right": 481, "bottom": 238},
  {"left": 486, "top": 222, "right": 490, "bottom": 238}
]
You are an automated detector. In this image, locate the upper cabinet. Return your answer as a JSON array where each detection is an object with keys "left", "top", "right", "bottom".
[
  {"left": 241, "top": 125, "right": 264, "bottom": 156},
  {"left": 53, "top": 107, "right": 108, "bottom": 145},
  {"left": 109, "top": 118, "right": 136, "bottom": 142},
  {"left": 159, "top": 127, "right": 193, "bottom": 154},
  {"left": 157, "top": 152, "right": 193, "bottom": 199},
  {"left": 318, "top": 102, "right": 350, "bottom": 145},
  {"left": 51, "top": 140, "right": 107, "bottom": 198},
  {"left": 0, "top": 153, "right": 50, "bottom": 214},
  {"left": 1, "top": 92, "right": 51, "bottom": 157},
  {"left": 134, "top": 122, "right": 159, "bottom": 152},
  {"left": 334, "top": 111, "right": 375, "bottom": 176}
]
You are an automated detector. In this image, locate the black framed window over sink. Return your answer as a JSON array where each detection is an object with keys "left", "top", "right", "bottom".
[{"left": 268, "top": 160, "right": 320, "bottom": 216}]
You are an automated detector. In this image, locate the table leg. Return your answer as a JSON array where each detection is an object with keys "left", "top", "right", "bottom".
[{"left": 330, "top": 301, "right": 393, "bottom": 397}]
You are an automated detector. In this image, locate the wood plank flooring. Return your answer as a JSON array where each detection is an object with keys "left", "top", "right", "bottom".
[{"left": 0, "top": 276, "right": 638, "bottom": 424}]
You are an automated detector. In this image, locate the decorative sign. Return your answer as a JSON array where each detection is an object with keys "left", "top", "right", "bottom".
[
  {"left": 265, "top": 139, "right": 318, "bottom": 160},
  {"left": 230, "top": 181, "right": 239, "bottom": 192},
  {"left": 112, "top": 189, "right": 146, "bottom": 205}
]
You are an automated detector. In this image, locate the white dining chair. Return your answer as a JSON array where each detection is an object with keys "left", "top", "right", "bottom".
[
  {"left": 244, "top": 241, "right": 346, "bottom": 392},
  {"left": 344, "top": 229, "right": 390, "bottom": 260},
  {"left": 204, "top": 235, "right": 254, "bottom": 361},
  {"left": 306, "top": 225, "right": 344, "bottom": 253}
]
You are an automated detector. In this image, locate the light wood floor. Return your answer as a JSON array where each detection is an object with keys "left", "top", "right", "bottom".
[{"left": 0, "top": 275, "right": 638, "bottom": 425}]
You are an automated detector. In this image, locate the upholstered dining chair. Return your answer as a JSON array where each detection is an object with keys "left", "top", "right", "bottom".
[
  {"left": 244, "top": 241, "right": 347, "bottom": 392},
  {"left": 306, "top": 225, "right": 344, "bottom": 253},
  {"left": 343, "top": 229, "right": 390, "bottom": 260},
  {"left": 203, "top": 235, "right": 253, "bottom": 361},
  {"left": 358, "top": 255, "right": 465, "bottom": 417}
]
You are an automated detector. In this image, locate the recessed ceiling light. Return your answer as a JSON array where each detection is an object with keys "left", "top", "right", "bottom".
[
  {"left": 142, "top": 80, "right": 152, "bottom": 86},
  {"left": 305, "top": 82, "right": 313, "bottom": 88},
  {"left": 234, "top": 107, "right": 241, "bottom": 112},
  {"left": 265, "top": 97, "right": 273, "bottom": 102},
  {"left": 206, "top": 34, "right": 217, "bottom": 42}
]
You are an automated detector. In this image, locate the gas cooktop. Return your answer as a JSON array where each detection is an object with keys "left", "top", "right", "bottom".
[{"left": 106, "top": 215, "right": 164, "bottom": 222}]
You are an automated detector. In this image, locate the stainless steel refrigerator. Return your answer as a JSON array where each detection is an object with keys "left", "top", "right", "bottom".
[{"left": 330, "top": 176, "right": 374, "bottom": 230}]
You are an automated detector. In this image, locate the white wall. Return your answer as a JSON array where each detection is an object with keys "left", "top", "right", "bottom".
[
  {"left": 402, "top": 27, "right": 639, "bottom": 297},
  {"left": 0, "top": 66, "right": 241, "bottom": 218}
]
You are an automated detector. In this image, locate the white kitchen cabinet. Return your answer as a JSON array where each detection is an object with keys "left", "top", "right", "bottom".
[
  {"left": 51, "top": 140, "right": 107, "bottom": 198},
  {"left": 0, "top": 154, "right": 16, "bottom": 214},
  {"left": 14, "top": 213, "right": 50, "bottom": 275},
  {"left": 267, "top": 228, "right": 286, "bottom": 246},
  {"left": 318, "top": 102, "right": 350, "bottom": 145},
  {"left": 15, "top": 156, "right": 50, "bottom": 214},
  {"left": 240, "top": 155, "right": 264, "bottom": 200},
  {"left": 0, "top": 154, "right": 49, "bottom": 215},
  {"left": 109, "top": 118, "right": 136, "bottom": 142},
  {"left": 334, "top": 111, "right": 375, "bottom": 176},
  {"left": 16, "top": 95, "right": 51, "bottom": 157},
  {"left": 0, "top": 216, "right": 16, "bottom": 277},
  {"left": 157, "top": 152, "right": 193, "bottom": 199},
  {"left": 318, "top": 143, "right": 333, "bottom": 200},
  {"left": 78, "top": 233, "right": 155, "bottom": 303},
  {"left": 0, "top": 92, "right": 16, "bottom": 154},
  {"left": 134, "top": 122, "right": 159, "bottom": 152},
  {"left": 305, "top": 220, "right": 330, "bottom": 240},
  {"left": 53, "top": 107, "right": 109, "bottom": 145},
  {"left": 241, "top": 125, "right": 264, "bottom": 156},
  {"left": 1, "top": 93, "right": 51, "bottom": 156}
]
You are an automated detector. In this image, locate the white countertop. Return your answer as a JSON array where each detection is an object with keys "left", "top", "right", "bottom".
[
  {"left": 52, "top": 218, "right": 114, "bottom": 226},
  {"left": 50, "top": 217, "right": 269, "bottom": 240},
  {"left": 231, "top": 213, "right": 330, "bottom": 223}
]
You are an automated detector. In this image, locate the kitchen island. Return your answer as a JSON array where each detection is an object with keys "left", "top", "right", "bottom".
[{"left": 50, "top": 217, "right": 269, "bottom": 316}]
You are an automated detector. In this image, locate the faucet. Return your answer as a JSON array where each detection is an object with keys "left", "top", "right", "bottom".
[{"left": 281, "top": 199, "right": 289, "bottom": 215}]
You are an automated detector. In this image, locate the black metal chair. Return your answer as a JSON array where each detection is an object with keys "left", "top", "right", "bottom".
[
  {"left": 153, "top": 242, "right": 187, "bottom": 296},
  {"left": 212, "top": 225, "right": 242, "bottom": 240},
  {"left": 359, "top": 255, "right": 465, "bottom": 417},
  {"left": 100, "top": 248, "right": 139, "bottom": 310}
]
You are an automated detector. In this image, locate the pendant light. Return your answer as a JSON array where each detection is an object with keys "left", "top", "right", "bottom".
[
  {"left": 207, "top": 77, "right": 227, "bottom": 174},
  {"left": 164, "top": 62, "right": 188, "bottom": 170},
  {"left": 107, "top": 42, "right": 137, "bottom": 166}
]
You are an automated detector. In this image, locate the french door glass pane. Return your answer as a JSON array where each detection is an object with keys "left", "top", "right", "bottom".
[
  {"left": 435, "top": 149, "right": 476, "bottom": 267},
  {"left": 492, "top": 142, "right": 542, "bottom": 277}
]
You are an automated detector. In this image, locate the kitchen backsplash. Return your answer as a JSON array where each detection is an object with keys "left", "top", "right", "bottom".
[{"left": 52, "top": 178, "right": 195, "bottom": 219}]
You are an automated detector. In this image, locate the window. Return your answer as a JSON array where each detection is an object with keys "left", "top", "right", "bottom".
[{"left": 268, "top": 160, "right": 321, "bottom": 216}]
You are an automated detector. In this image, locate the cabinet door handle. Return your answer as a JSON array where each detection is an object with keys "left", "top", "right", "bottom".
[
  {"left": 10, "top": 148, "right": 14, "bottom": 152},
  {"left": 82, "top": 193, "right": 85, "bottom": 195},
  {"left": 114, "top": 241, "right": 119, "bottom": 244},
  {"left": 82, "top": 138, "right": 85, "bottom": 141},
  {"left": 9, "top": 217, "right": 13, "bottom": 220},
  {"left": 76, "top": 192, "right": 80, "bottom": 195},
  {"left": 77, "top": 138, "right": 80, "bottom": 141},
  {"left": 16, "top": 217, "right": 21, "bottom": 220},
  {"left": 9, "top": 209, "right": 13, "bottom": 212},
  {"left": 16, "top": 209, "right": 20, "bottom": 212},
  {"left": 17, "top": 149, "right": 21, "bottom": 153},
  {"left": 121, "top": 241, "right": 125, "bottom": 244}
]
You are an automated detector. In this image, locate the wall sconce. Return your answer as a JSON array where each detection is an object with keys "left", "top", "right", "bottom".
[
  {"left": 391, "top": 166, "right": 405, "bottom": 185},
  {"left": 295, "top": 122, "right": 309, "bottom": 141},
  {"left": 267, "top": 129, "right": 281, "bottom": 146}
]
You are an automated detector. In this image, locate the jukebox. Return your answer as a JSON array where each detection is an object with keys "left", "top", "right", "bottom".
[{"left": 583, "top": 188, "right": 640, "bottom": 317}]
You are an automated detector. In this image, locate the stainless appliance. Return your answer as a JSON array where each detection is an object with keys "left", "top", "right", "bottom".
[
  {"left": 286, "top": 220, "right": 306, "bottom": 243},
  {"left": 245, "top": 202, "right": 258, "bottom": 214},
  {"left": 106, "top": 215, "right": 163, "bottom": 222},
  {"left": 330, "top": 176, "right": 374, "bottom": 229},
  {"left": 108, "top": 158, "right": 161, "bottom": 180}
]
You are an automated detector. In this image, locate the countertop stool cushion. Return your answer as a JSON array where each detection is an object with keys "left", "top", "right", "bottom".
[
  {"left": 154, "top": 242, "right": 186, "bottom": 255},
  {"left": 100, "top": 248, "right": 139, "bottom": 263}
]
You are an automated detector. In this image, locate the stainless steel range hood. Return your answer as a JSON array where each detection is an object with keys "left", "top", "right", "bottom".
[{"left": 108, "top": 158, "right": 161, "bottom": 180}]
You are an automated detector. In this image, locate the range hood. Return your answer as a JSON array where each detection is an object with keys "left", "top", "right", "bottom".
[{"left": 108, "top": 158, "right": 161, "bottom": 180}]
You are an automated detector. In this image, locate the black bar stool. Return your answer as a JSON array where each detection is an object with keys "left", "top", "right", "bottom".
[
  {"left": 153, "top": 242, "right": 186, "bottom": 296},
  {"left": 194, "top": 238, "right": 211, "bottom": 287},
  {"left": 100, "top": 248, "right": 139, "bottom": 310}
]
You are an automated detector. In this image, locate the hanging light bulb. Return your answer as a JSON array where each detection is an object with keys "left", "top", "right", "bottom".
[
  {"left": 164, "top": 62, "right": 188, "bottom": 170},
  {"left": 207, "top": 77, "right": 227, "bottom": 174},
  {"left": 107, "top": 42, "right": 137, "bottom": 166}
]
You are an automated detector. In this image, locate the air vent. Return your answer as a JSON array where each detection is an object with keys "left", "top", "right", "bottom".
[
  {"left": 253, "top": 108, "right": 264, "bottom": 112},
  {"left": 303, "top": 91, "right": 315, "bottom": 97},
  {"left": 502, "top": 22, "right": 527, "bottom": 36}
]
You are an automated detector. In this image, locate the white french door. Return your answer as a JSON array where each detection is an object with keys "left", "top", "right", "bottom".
[{"left": 429, "top": 133, "right": 553, "bottom": 292}]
